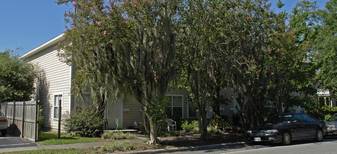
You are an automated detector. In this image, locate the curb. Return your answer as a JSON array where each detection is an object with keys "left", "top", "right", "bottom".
[{"left": 118, "top": 141, "right": 247, "bottom": 154}]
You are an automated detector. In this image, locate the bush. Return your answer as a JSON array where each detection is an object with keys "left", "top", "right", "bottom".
[
  {"left": 64, "top": 107, "right": 104, "bottom": 137},
  {"left": 207, "top": 125, "right": 221, "bottom": 135},
  {"left": 101, "top": 131, "right": 136, "bottom": 140},
  {"left": 181, "top": 120, "right": 198, "bottom": 133},
  {"left": 324, "top": 114, "right": 333, "bottom": 121},
  {"left": 321, "top": 105, "right": 337, "bottom": 114}
]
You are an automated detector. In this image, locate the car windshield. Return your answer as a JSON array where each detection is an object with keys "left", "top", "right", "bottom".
[
  {"left": 279, "top": 114, "right": 295, "bottom": 122},
  {"left": 265, "top": 114, "right": 295, "bottom": 124}
]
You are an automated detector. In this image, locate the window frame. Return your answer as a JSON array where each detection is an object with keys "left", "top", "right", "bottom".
[
  {"left": 166, "top": 95, "right": 184, "bottom": 119},
  {"left": 53, "top": 94, "right": 63, "bottom": 120}
]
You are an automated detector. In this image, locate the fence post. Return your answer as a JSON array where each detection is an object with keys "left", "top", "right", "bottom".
[
  {"left": 35, "top": 100, "right": 39, "bottom": 141},
  {"left": 12, "top": 101, "right": 16, "bottom": 124},
  {"left": 21, "top": 101, "right": 26, "bottom": 138},
  {"left": 5, "top": 102, "right": 7, "bottom": 117}
]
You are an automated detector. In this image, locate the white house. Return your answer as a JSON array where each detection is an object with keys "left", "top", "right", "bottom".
[
  {"left": 317, "top": 89, "right": 336, "bottom": 107},
  {"left": 21, "top": 33, "right": 193, "bottom": 131}
]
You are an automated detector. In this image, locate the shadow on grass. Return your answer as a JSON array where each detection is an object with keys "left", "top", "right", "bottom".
[
  {"left": 37, "top": 132, "right": 101, "bottom": 145},
  {"left": 38, "top": 132, "right": 76, "bottom": 141}
]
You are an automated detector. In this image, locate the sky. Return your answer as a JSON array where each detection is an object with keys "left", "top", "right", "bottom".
[{"left": 0, "top": 0, "right": 328, "bottom": 56}]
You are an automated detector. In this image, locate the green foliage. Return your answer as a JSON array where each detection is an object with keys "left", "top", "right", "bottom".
[
  {"left": 321, "top": 105, "right": 337, "bottom": 114},
  {"left": 324, "top": 114, "right": 334, "bottom": 122},
  {"left": 64, "top": 107, "right": 104, "bottom": 137},
  {"left": 57, "top": 0, "right": 337, "bottom": 142},
  {"left": 0, "top": 51, "right": 36, "bottom": 102},
  {"left": 101, "top": 132, "right": 136, "bottom": 140},
  {"left": 58, "top": 0, "right": 182, "bottom": 144},
  {"left": 181, "top": 120, "right": 199, "bottom": 133},
  {"left": 314, "top": 0, "right": 337, "bottom": 97},
  {"left": 277, "top": 0, "right": 285, "bottom": 8}
]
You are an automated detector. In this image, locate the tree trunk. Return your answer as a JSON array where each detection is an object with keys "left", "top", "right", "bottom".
[
  {"left": 143, "top": 111, "right": 150, "bottom": 134},
  {"left": 146, "top": 113, "right": 159, "bottom": 144},
  {"left": 199, "top": 107, "right": 208, "bottom": 140}
]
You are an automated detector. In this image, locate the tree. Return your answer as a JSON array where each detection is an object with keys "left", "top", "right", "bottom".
[
  {"left": 177, "top": 0, "right": 318, "bottom": 130},
  {"left": 120, "top": 0, "right": 181, "bottom": 144},
  {"left": 177, "top": 0, "right": 245, "bottom": 140},
  {"left": 57, "top": 0, "right": 127, "bottom": 127},
  {"left": 0, "top": 51, "right": 36, "bottom": 102},
  {"left": 58, "top": 0, "right": 181, "bottom": 144},
  {"left": 314, "top": 0, "right": 337, "bottom": 97}
]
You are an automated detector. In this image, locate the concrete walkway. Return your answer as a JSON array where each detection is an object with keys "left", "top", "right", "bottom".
[{"left": 0, "top": 137, "right": 36, "bottom": 149}]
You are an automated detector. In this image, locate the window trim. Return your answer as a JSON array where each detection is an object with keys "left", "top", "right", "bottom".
[
  {"left": 166, "top": 94, "right": 184, "bottom": 119},
  {"left": 53, "top": 93, "right": 63, "bottom": 121}
]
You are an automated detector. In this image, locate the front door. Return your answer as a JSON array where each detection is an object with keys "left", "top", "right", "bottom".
[{"left": 105, "top": 97, "right": 123, "bottom": 129}]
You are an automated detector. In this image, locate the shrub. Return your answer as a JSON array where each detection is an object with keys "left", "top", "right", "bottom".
[
  {"left": 321, "top": 105, "right": 337, "bottom": 114},
  {"left": 181, "top": 120, "right": 198, "bottom": 133},
  {"left": 324, "top": 114, "right": 334, "bottom": 121},
  {"left": 64, "top": 107, "right": 104, "bottom": 137},
  {"left": 101, "top": 131, "right": 136, "bottom": 140}
]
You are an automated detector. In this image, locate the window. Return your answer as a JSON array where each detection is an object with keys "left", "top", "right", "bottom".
[
  {"left": 166, "top": 95, "right": 184, "bottom": 121},
  {"left": 302, "top": 114, "right": 316, "bottom": 123},
  {"left": 54, "top": 95, "right": 62, "bottom": 119}
]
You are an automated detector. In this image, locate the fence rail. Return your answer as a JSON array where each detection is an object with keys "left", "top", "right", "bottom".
[{"left": 0, "top": 101, "right": 38, "bottom": 141}]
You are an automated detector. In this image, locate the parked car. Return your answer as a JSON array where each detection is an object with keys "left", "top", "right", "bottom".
[
  {"left": 0, "top": 112, "right": 8, "bottom": 136},
  {"left": 325, "top": 113, "right": 337, "bottom": 135},
  {"left": 247, "top": 112, "right": 326, "bottom": 145}
]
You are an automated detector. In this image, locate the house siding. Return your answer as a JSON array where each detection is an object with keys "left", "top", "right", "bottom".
[
  {"left": 24, "top": 45, "right": 72, "bottom": 131},
  {"left": 123, "top": 94, "right": 143, "bottom": 129}
]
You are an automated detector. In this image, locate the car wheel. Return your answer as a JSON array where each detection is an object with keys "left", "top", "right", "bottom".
[
  {"left": 316, "top": 129, "right": 323, "bottom": 142},
  {"left": 1, "top": 130, "right": 7, "bottom": 136},
  {"left": 282, "top": 132, "right": 291, "bottom": 145}
]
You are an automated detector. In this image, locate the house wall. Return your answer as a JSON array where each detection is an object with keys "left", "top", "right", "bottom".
[
  {"left": 123, "top": 94, "right": 143, "bottom": 129},
  {"left": 24, "top": 45, "right": 72, "bottom": 131},
  {"left": 23, "top": 41, "right": 191, "bottom": 130}
]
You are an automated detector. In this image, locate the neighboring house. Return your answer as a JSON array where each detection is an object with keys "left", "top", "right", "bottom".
[
  {"left": 317, "top": 89, "right": 336, "bottom": 107},
  {"left": 20, "top": 33, "right": 194, "bottom": 131}
]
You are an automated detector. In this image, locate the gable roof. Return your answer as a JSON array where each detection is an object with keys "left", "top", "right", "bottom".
[{"left": 20, "top": 33, "right": 65, "bottom": 60}]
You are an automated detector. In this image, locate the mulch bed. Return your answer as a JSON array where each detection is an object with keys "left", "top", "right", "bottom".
[{"left": 159, "top": 133, "right": 246, "bottom": 147}]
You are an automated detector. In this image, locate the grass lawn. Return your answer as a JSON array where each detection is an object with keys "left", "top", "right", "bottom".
[
  {"left": 4, "top": 139, "right": 158, "bottom": 154},
  {"left": 38, "top": 132, "right": 102, "bottom": 145}
]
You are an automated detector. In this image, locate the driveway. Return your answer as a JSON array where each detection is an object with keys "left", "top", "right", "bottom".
[{"left": 0, "top": 137, "right": 36, "bottom": 148}]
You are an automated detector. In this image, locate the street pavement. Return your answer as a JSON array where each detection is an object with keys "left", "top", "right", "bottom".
[{"left": 163, "top": 138, "right": 337, "bottom": 154}]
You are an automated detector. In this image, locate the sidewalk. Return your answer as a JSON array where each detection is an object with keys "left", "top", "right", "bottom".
[{"left": 0, "top": 142, "right": 104, "bottom": 153}]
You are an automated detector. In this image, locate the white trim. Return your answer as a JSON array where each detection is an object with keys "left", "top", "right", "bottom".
[
  {"left": 20, "top": 33, "right": 65, "bottom": 60},
  {"left": 69, "top": 64, "right": 72, "bottom": 114},
  {"left": 52, "top": 93, "right": 63, "bottom": 121}
]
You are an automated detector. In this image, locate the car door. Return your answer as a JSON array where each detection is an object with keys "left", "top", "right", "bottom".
[
  {"left": 290, "top": 114, "right": 307, "bottom": 140},
  {"left": 301, "top": 114, "right": 317, "bottom": 139},
  {"left": 284, "top": 114, "right": 305, "bottom": 140}
]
